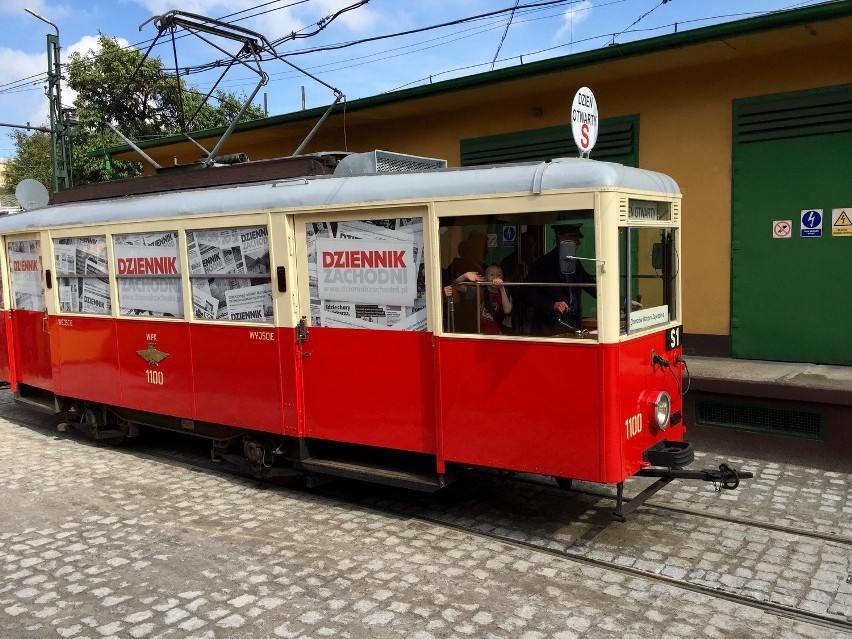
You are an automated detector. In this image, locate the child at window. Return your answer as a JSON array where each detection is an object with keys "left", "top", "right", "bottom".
[{"left": 445, "top": 264, "right": 513, "bottom": 334}]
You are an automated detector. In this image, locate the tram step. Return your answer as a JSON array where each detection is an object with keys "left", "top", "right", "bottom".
[{"left": 300, "top": 457, "right": 448, "bottom": 492}]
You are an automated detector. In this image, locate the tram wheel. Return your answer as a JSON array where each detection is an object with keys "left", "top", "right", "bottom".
[{"left": 79, "top": 406, "right": 126, "bottom": 446}]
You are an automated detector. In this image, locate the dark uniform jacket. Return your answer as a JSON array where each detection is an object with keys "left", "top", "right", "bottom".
[{"left": 524, "top": 247, "right": 596, "bottom": 335}]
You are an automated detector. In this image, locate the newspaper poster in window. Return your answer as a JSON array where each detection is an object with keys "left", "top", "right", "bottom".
[
  {"left": 83, "top": 241, "right": 110, "bottom": 315},
  {"left": 306, "top": 222, "right": 332, "bottom": 325},
  {"left": 307, "top": 218, "right": 427, "bottom": 331},
  {"left": 114, "top": 232, "right": 183, "bottom": 317},
  {"left": 187, "top": 226, "right": 273, "bottom": 323},
  {"left": 55, "top": 241, "right": 78, "bottom": 312},
  {"left": 225, "top": 283, "right": 273, "bottom": 322},
  {"left": 8, "top": 240, "right": 44, "bottom": 311}
]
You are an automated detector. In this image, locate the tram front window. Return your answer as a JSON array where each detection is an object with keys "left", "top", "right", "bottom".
[
  {"left": 619, "top": 226, "right": 676, "bottom": 334},
  {"left": 440, "top": 211, "right": 597, "bottom": 338}
]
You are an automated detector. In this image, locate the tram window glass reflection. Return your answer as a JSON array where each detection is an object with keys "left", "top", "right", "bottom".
[
  {"left": 55, "top": 236, "right": 111, "bottom": 315},
  {"left": 114, "top": 232, "right": 183, "bottom": 318},
  {"left": 186, "top": 226, "right": 272, "bottom": 323},
  {"left": 619, "top": 227, "right": 676, "bottom": 334},
  {"left": 439, "top": 211, "right": 597, "bottom": 337},
  {"left": 8, "top": 239, "right": 45, "bottom": 312},
  {"left": 305, "top": 217, "right": 426, "bottom": 331}
]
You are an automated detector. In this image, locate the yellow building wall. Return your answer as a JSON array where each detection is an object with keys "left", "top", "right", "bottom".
[{"left": 297, "top": 41, "right": 849, "bottom": 338}]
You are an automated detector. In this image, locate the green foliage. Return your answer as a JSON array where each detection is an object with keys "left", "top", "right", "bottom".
[
  {"left": 2, "top": 130, "right": 53, "bottom": 194},
  {"left": 6, "top": 34, "right": 267, "bottom": 189}
]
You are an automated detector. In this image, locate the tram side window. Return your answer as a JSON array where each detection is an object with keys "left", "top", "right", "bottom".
[
  {"left": 8, "top": 239, "right": 45, "bottom": 312},
  {"left": 55, "top": 236, "right": 111, "bottom": 315},
  {"left": 186, "top": 226, "right": 272, "bottom": 323},
  {"left": 439, "top": 212, "right": 597, "bottom": 337},
  {"left": 305, "top": 217, "right": 426, "bottom": 331},
  {"left": 114, "top": 232, "right": 182, "bottom": 318},
  {"left": 619, "top": 227, "right": 676, "bottom": 334}
]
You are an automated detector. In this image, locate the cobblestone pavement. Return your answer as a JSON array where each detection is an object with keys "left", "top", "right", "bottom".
[
  {"left": 359, "top": 455, "right": 852, "bottom": 620},
  {"left": 1, "top": 393, "right": 850, "bottom": 639}
]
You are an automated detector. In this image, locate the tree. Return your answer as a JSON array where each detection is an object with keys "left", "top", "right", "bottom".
[
  {"left": 6, "top": 34, "right": 266, "bottom": 189},
  {"left": 2, "top": 130, "right": 53, "bottom": 194}
]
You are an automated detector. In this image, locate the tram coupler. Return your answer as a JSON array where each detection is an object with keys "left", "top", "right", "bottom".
[{"left": 612, "top": 464, "right": 753, "bottom": 522}]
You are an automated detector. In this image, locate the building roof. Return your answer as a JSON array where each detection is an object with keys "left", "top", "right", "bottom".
[{"left": 106, "top": 0, "right": 852, "bottom": 159}]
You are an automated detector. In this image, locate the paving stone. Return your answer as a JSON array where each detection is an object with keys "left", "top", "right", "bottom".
[{"left": 0, "top": 394, "right": 849, "bottom": 639}]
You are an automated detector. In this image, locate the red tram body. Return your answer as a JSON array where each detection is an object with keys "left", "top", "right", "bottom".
[{"left": 0, "top": 152, "right": 708, "bottom": 511}]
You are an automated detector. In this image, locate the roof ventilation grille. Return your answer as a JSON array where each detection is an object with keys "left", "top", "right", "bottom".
[{"left": 334, "top": 150, "right": 447, "bottom": 176}]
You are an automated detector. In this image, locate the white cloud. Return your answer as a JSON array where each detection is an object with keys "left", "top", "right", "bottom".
[
  {"left": 66, "top": 34, "right": 131, "bottom": 58},
  {"left": 0, "top": 47, "right": 51, "bottom": 128},
  {"left": 555, "top": 1, "right": 594, "bottom": 43}
]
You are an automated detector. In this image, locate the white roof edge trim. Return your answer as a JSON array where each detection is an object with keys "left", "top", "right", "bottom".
[{"left": 0, "top": 159, "right": 680, "bottom": 234}]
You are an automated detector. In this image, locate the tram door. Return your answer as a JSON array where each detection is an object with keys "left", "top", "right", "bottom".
[
  {"left": 6, "top": 235, "right": 53, "bottom": 391},
  {"left": 0, "top": 241, "right": 12, "bottom": 384},
  {"left": 293, "top": 212, "right": 438, "bottom": 454}
]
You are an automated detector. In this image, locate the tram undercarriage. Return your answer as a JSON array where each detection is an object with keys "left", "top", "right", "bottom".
[{"left": 13, "top": 385, "right": 751, "bottom": 522}]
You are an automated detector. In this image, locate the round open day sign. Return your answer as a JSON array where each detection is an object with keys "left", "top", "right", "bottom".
[{"left": 571, "top": 86, "right": 598, "bottom": 156}]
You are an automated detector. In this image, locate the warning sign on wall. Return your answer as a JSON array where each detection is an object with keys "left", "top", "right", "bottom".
[
  {"left": 772, "top": 220, "right": 792, "bottom": 239},
  {"left": 832, "top": 209, "right": 852, "bottom": 237},
  {"left": 800, "top": 209, "right": 823, "bottom": 237}
]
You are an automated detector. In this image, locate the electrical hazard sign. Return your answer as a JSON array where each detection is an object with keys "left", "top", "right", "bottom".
[
  {"left": 800, "top": 209, "right": 822, "bottom": 237},
  {"left": 832, "top": 208, "right": 852, "bottom": 237}
]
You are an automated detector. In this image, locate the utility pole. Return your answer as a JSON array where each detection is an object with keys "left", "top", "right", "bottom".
[{"left": 26, "top": 8, "right": 71, "bottom": 192}]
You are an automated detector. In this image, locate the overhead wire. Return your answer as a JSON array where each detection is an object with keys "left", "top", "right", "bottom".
[
  {"left": 0, "top": 0, "right": 834, "bottom": 108},
  {"left": 181, "top": 0, "right": 602, "bottom": 91},
  {"left": 610, "top": 0, "right": 670, "bottom": 45},
  {"left": 0, "top": 0, "right": 822, "bottom": 96},
  {"left": 491, "top": 0, "right": 522, "bottom": 70},
  {"left": 0, "top": 0, "right": 335, "bottom": 98},
  {"left": 192, "top": 0, "right": 628, "bottom": 94}
]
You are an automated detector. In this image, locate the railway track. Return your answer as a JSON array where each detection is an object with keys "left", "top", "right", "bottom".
[
  {"left": 506, "top": 473, "right": 852, "bottom": 547},
  {"left": 113, "top": 437, "right": 851, "bottom": 635},
  {"left": 9, "top": 419, "right": 850, "bottom": 636},
  {"left": 344, "top": 495, "right": 852, "bottom": 635}
]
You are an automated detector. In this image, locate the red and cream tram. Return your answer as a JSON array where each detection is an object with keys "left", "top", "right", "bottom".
[{"left": 0, "top": 151, "right": 746, "bottom": 518}]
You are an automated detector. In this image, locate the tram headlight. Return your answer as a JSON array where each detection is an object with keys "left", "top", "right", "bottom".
[{"left": 652, "top": 391, "right": 671, "bottom": 431}]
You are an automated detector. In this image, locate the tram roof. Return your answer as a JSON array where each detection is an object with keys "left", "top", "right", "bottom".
[{"left": 0, "top": 158, "right": 680, "bottom": 233}]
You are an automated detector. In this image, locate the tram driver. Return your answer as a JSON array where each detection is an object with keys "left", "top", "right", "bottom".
[{"left": 525, "top": 224, "right": 597, "bottom": 336}]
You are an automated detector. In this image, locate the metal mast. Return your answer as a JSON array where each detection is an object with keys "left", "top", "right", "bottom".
[{"left": 26, "top": 8, "right": 72, "bottom": 191}]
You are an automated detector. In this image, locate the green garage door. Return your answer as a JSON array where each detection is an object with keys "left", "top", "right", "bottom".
[{"left": 732, "top": 85, "right": 852, "bottom": 365}]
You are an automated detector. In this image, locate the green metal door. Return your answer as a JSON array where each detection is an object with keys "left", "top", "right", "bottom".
[
  {"left": 731, "top": 85, "right": 852, "bottom": 365},
  {"left": 460, "top": 115, "right": 638, "bottom": 167}
]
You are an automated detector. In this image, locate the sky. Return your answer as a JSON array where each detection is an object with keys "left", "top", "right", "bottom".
[{"left": 0, "top": 0, "right": 836, "bottom": 159}]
